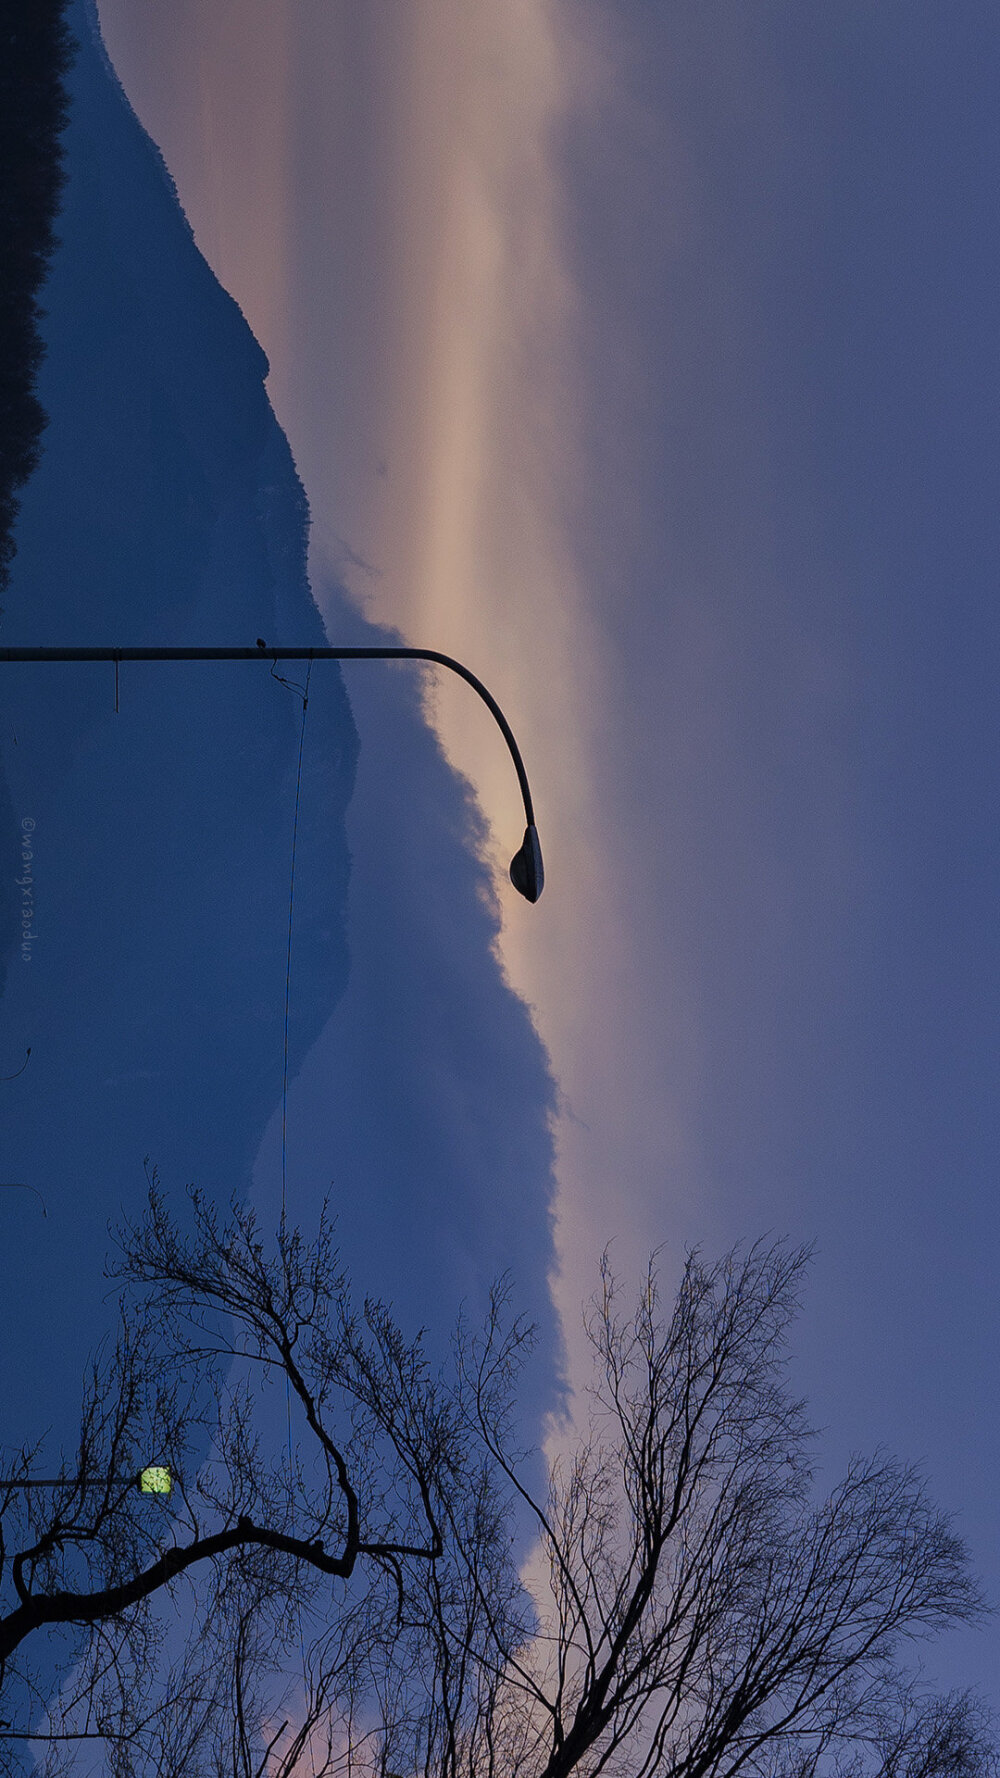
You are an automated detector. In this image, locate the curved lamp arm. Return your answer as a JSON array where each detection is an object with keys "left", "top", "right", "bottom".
[{"left": 0, "top": 645, "right": 544, "bottom": 901}]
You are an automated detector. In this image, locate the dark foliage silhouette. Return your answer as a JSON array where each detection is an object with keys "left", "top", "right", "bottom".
[{"left": 0, "top": 0, "right": 75, "bottom": 590}]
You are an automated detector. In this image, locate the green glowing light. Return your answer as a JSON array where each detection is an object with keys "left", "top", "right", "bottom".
[{"left": 137, "top": 1465, "right": 172, "bottom": 1495}]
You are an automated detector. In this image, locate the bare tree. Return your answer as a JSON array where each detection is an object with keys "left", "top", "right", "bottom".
[
  {"left": 0, "top": 1182, "right": 522, "bottom": 1776},
  {"left": 446, "top": 1243, "right": 996, "bottom": 1778},
  {"left": 0, "top": 1197, "right": 994, "bottom": 1778}
]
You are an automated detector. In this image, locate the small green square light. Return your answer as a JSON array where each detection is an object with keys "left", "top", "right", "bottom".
[{"left": 137, "top": 1465, "right": 172, "bottom": 1496}]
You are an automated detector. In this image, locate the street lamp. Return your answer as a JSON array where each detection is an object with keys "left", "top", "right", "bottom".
[{"left": 0, "top": 644, "right": 545, "bottom": 901}]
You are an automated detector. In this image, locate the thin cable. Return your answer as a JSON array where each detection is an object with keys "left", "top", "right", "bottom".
[
  {"left": 276, "top": 659, "right": 319, "bottom": 1775},
  {"left": 280, "top": 657, "right": 312, "bottom": 1222}
]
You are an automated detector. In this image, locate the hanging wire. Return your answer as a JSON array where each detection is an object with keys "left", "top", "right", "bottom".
[
  {"left": 1, "top": 1052, "right": 43, "bottom": 1215},
  {"left": 273, "top": 655, "right": 319, "bottom": 1775},
  {"left": 270, "top": 655, "right": 310, "bottom": 705},
  {"left": 280, "top": 656, "right": 312, "bottom": 1222}
]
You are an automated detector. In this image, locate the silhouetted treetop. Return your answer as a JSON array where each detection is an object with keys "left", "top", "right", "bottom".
[{"left": 0, "top": 0, "right": 75, "bottom": 589}]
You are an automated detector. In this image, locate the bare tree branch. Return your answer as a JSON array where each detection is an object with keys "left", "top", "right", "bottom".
[{"left": 0, "top": 1203, "right": 994, "bottom": 1778}]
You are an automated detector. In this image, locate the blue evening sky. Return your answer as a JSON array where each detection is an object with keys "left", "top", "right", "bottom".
[{"left": 5, "top": 0, "right": 998, "bottom": 1711}]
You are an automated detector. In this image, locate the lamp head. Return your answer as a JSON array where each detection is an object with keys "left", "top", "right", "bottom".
[{"left": 509, "top": 824, "right": 544, "bottom": 902}]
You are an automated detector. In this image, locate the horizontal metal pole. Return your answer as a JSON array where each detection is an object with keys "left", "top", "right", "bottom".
[{"left": 0, "top": 644, "right": 536, "bottom": 828}]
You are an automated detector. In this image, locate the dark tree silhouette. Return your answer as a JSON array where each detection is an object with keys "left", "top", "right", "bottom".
[
  {"left": 452, "top": 1246, "right": 996, "bottom": 1778},
  {"left": 0, "top": 1195, "right": 994, "bottom": 1778},
  {"left": 0, "top": 0, "right": 75, "bottom": 590},
  {"left": 0, "top": 1185, "right": 525, "bottom": 1777}
]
